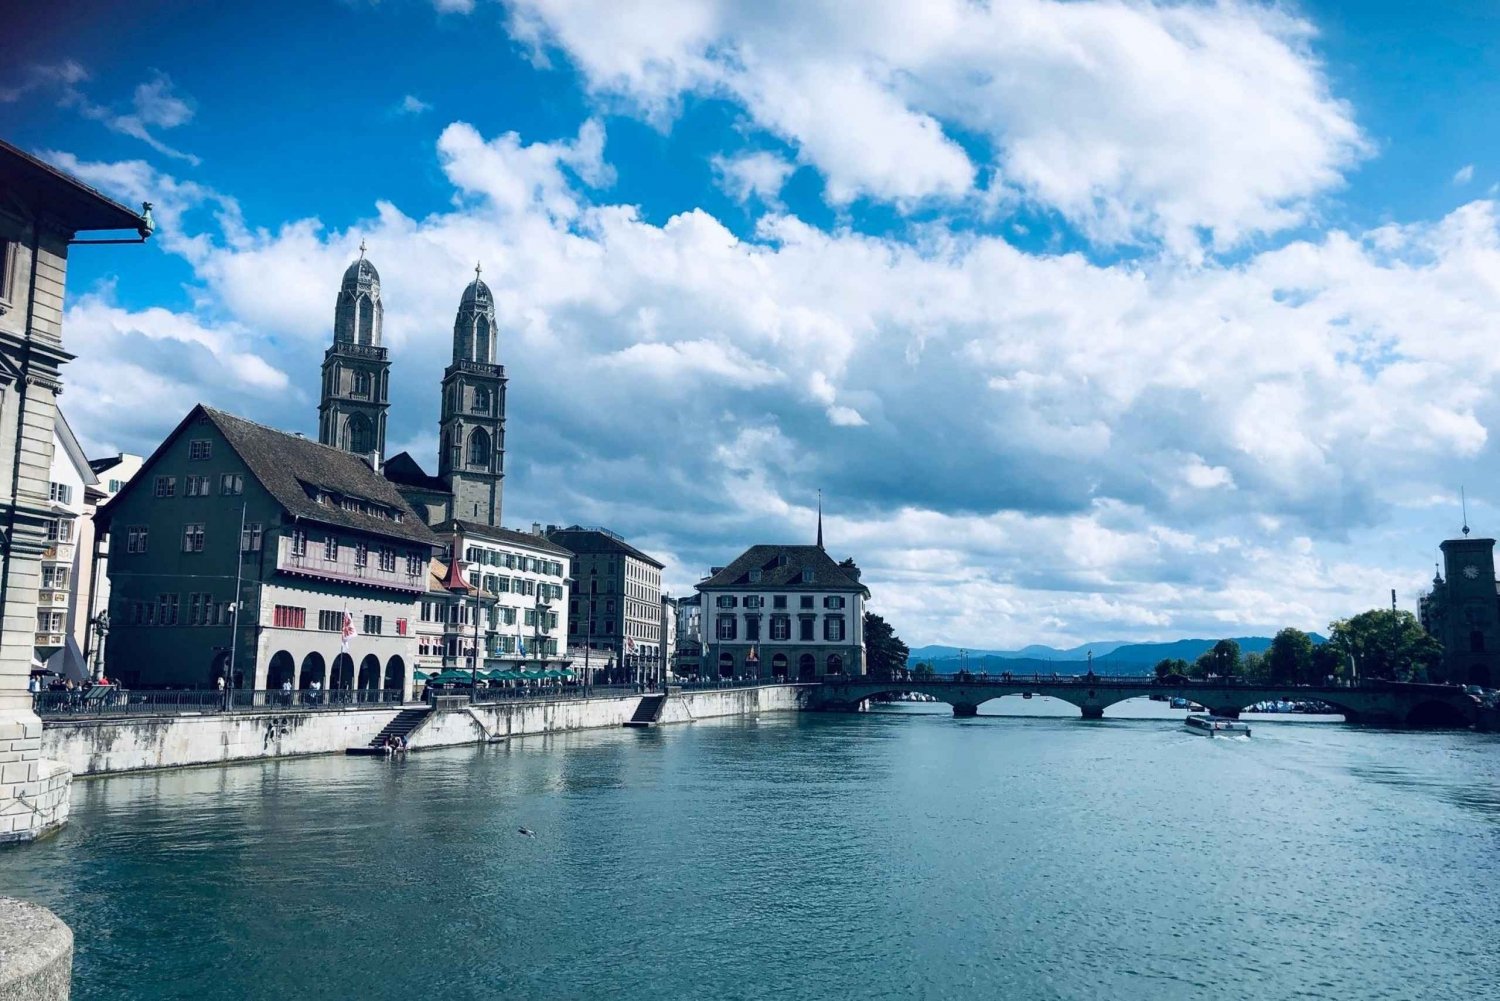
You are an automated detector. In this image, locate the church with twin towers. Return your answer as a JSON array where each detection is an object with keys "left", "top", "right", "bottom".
[{"left": 317, "top": 244, "right": 507, "bottom": 529}]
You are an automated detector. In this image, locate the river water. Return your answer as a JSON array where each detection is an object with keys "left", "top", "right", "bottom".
[{"left": 2, "top": 698, "right": 1497, "bottom": 1001}]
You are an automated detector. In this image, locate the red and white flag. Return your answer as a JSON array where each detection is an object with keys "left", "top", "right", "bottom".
[
  {"left": 340, "top": 609, "right": 357, "bottom": 654},
  {"left": 626, "top": 636, "right": 636, "bottom": 655}
]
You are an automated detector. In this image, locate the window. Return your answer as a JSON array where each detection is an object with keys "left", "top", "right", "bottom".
[
  {"left": 502, "top": 607, "right": 517, "bottom": 626},
  {"left": 154, "top": 476, "right": 176, "bottom": 498},
  {"left": 274, "top": 605, "right": 306, "bottom": 629},
  {"left": 318, "top": 610, "right": 342, "bottom": 632},
  {"left": 182, "top": 523, "right": 205, "bottom": 553},
  {"left": 525, "top": 609, "right": 537, "bottom": 627},
  {"left": 220, "top": 473, "right": 243, "bottom": 495},
  {"left": 291, "top": 529, "right": 308, "bottom": 557},
  {"left": 466, "top": 546, "right": 483, "bottom": 563},
  {"left": 108, "top": 479, "right": 123, "bottom": 493},
  {"left": 41, "top": 565, "right": 69, "bottom": 590},
  {"left": 799, "top": 618, "right": 815, "bottom": 641},
  {"left": 824, "top": 595, "right": 846, "bottom": 609},
  {"left": 35, "top": 610, "right": 65, "bottom": 634},
  {"left": 406, "top": 552, "right": 423, "bottom": 576},
  {"left": 396, "top": 618, "right": 408, "bottom": 636},
  {"left": 47, "top": 482, "right": 72, "bottom": 504},
  {"left": 185, "top": 475, "right": 211, "bottom": 497},
  {"left": 771, "top": 616, "right": 790, "bottom": 641},
  {"left": 468, "top": 428, "right": 491, "bottom": 466},
  {"left": 472, "top": 386, "right": 490, "bottom": 412},
  {"left": 825, "top": 616, "right": 845, "bottom": 642},
  {"left": 716, "top": 595, "right": 737, "bottom": 609},
  {"left": 717, "top": 616, "right": 737, "bottom": 641},
  {"left": 127, "top": 525, "right": 149, "bottom": 554},
  {"left": 800, "top": 568, "right": 814, "bottom": 583},
  {"left": 505, "top": 553, "right": 517, "bottom": 569},
  {"left": 746, "top": 617, "right": 761, "bottom": 641},
  {"left": 800, "top": 595, "right": 814, "bottom": 609},
  {"left": 745, "top": 596, "right": 763, "bottom": 609},
  {"left": 353, "top": 371, "right": 371, "bottom": 396},
  {"left": 0, "top": 240, "right": 15, "bottom": 308},
  {"left": 748, "top": 569, "right": 762, "bottom": 583},
  {"left": 773, "top": 595, "right": 787, "bottom": 610},
  {"left": 241, "top": 523, "right": 263, "bottom": 552},
  {"left": 1471, "top": 630, "right": 1485, "bottom": 653},
  {"left": 324, "top": 536, "right": 338, "bottom": 561},
  {"left": 363, "top": 615, "right": 382, "bottom": 635},
  {"left": 188, "top": 439, "right": 212, "bottom": 461},
  {"left": 379, "top": 547, "right": 396, "bottom": 572},
  {"left": 163, "top": 593, "right": 180, "bottom": 625}
]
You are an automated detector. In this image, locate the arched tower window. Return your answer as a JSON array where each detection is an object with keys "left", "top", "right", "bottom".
[
  {"left": 344, "top": 414, "right": 372, "bottom": 455},
  {"left": 352, "top": 370, "right": 371, "bottom": 397},
  {"left": 467, "top": 428, "right": 491, "bottom": 468},
  {"left": 474, "top": 316, "right": 491, "bottom": 364},
  {"left": 472, "top": 386, "right": 490, "bottom": 413}
]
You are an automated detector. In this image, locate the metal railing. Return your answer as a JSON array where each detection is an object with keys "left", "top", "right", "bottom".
[{"left": 33, "top": 688, "right": 406, "bottom": 718}]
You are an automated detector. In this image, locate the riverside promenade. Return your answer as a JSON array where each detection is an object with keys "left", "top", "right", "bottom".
[{"left": 34, "top": 682, "right": 810, "bottom": 776}]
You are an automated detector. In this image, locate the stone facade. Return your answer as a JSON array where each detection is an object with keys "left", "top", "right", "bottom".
[
  {"left": 1418, "top": 535, "right": 1500, "bottom": 687},
  {"left": 318, "top": 250, "right": 390, "bottom": 465},
  {"left": 547, "top": 526, "right": 664, "bottom": 684},
  {"left": 438, "top": 271, "right": 506, "bottom": 527},
  {"left": 0, "top": 139, "right": 148, "bottom": 841}
]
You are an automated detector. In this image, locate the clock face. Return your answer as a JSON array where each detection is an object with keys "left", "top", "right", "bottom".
[{"left": 1463, "top": 564, "right": 1481, "bottom": 580}]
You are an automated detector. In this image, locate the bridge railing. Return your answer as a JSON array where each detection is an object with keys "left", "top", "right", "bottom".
[{"left": 32, "top": 688, "right": 407, "bottom": 718}]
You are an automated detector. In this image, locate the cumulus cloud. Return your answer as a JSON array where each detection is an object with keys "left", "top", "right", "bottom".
[
  {"left": 1454, "top": 163, "right": 1475, "bottom": 185},
  {"left": 51, "top": 110, "right": 1500, "bottom": 646},
  {"left": 506, "top": 0, "right": 1366, "bottom": 252},
  {"left": 711, "top": 151, "right": 795, "bottom": 206}
]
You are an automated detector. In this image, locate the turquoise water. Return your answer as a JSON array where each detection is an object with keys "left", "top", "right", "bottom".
[{"left": 1, "top": 699, "right": 1497, "bottom": 1000}]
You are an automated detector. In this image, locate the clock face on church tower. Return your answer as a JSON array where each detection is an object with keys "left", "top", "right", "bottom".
[{"left": 1463, "top": 564, "right": 1481, "bottom": 580}]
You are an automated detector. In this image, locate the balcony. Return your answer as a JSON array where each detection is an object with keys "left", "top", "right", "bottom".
[
  {"left": 454, "top": 359, "right": 503, "bottom": 377},
  {"left": 276, "top": 537, "right": 426, "bottom": 595},
  {"left": 329, "top": 342, "right": 388, "bottom": 360}
]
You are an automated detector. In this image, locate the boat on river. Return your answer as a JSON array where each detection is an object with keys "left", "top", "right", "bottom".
[{"left": 1183, "top": 714, "right": 1251, "bottom": 738}]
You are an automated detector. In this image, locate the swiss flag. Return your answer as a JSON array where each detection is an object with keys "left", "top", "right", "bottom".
[{"left": 340, "top": 610, "right": 357, "bottom": 653}]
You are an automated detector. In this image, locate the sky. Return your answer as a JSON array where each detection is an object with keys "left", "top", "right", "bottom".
[{"left": 5, "top": 0, "right": 1500, "bottom": 651}]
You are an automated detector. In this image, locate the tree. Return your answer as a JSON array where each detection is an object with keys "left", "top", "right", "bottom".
[
  {"left": 1154, "top": 657, "right": 1190, "bottom": 680},
  {"left": 1209, "top": 639, "right": 1241, "bottom": 677},
  {"left": 1241, "top": 650, "right": 1271, "bottom": 683},
  {"left": 1325, "top": 609, "right": 1443, "bottom": 682},
  {"left": 863, "top": 612, "right": 909, "bottom": 679},
  {"left": 1266, "top": 627, "right": 1314, "bottom": 684},
  {"left": 1190, "top": 651, "right": 1214, "bottom": 679},
  {"left": 912, "top": 661, "right": 935, "bottom": 680}
]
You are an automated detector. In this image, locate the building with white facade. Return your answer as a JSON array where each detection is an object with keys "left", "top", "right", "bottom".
[
  {"left": 36, "top": 412, "right": 95, "bottom": 675},
  {"left": 546, "top": 525, "right": 665, "bottom": 685},
  {"left": 695, "top": 543, "right": 870, "bottom": 681},
  {"left": 673, "top": 593, "right": 702, "bottom": 678},
  {"left": 76, "top": 451, "right": 143, "bottom": 672}
]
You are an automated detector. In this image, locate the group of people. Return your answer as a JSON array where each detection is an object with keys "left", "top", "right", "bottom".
[
  {"left": 381, "top": 734, "right": 408, "bottom": 755},
  {"left": 29, "top": 673, "right": 113, "bottom": 694}
]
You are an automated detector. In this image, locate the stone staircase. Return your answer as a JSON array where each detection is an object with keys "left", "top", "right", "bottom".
[
  {"left": 347, "top": 706, "right": 432, "bottom": 755},
  {"left": 623, "top": 693, "right": 668, "bottom": 728}
]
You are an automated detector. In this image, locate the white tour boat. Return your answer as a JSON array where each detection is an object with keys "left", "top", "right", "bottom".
[{"left": 1183, "top": 713, "right": 1251, "bottom": 738}]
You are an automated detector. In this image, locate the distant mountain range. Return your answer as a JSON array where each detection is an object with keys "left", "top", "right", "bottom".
[{"left": 910, "top": 635, "right": 1327, "bottom": 675}]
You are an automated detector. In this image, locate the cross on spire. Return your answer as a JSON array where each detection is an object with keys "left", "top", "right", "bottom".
[
  {"left": 475, "top": 261, "right": 482, "bottom": 281},
  {"left": 358, "top": 238, "right": 366, "bottom": 260}
]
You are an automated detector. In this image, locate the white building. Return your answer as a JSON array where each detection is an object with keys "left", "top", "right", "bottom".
[
  {"left": 695, "top": 544, "right": 869, "bottom": 681},
  {"left": 37, "top": 412, "right": 95, "bottom": 677},
  {"left": 76, "top": 451, "right": 143, "bottom": 672}
]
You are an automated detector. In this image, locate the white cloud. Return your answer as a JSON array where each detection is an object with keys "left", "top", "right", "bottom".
[
  {"left": 433, "top": 0, "right": 476, "bottom": 12},
  {"left": 398, "top": 94, "right": 433, "bottom": 115},
  {"left": 711, "top": 151, "right": 795, "bottom": 206},
  {"left": 55, "top": 117, "right": 1500, "bottom": 646},
  {"left": 1454, "top": 163, "right": 1475, "bottom": 185},
  {"left": 506, "top": 0, "right": 1366, "bottom": 251}
]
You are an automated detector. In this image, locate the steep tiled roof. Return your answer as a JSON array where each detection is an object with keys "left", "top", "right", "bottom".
[
  {"left": 383, "top": 451, "right": 448, "bottom": 492},
  {"left": 544, "top": 526, "right": 663, "bottom": 568},
  {"left": 447, "top": 519, "right": 575, "bottom": 558},
  {"left": 201, "top": 407, "right": 438, "bottom": 547},
  {"left": 697, "top": 545, "right": 868, "bottom": 594}
]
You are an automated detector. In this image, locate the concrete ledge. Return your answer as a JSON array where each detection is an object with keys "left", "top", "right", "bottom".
[{"left": 0, "top": 897, "right": 72, "bottom": 1000}]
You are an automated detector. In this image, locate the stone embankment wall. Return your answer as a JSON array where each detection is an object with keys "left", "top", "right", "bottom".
[
  {"left": 43, "top": 686, "right": 806, "bottom": 776},
  {"left": 0, "top": 717, "right": 70, "bottom": 843}
]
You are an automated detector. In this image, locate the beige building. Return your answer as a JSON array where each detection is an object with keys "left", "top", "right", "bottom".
[{"left": 0, "top": 139, "right": 151, "bottom": 842}]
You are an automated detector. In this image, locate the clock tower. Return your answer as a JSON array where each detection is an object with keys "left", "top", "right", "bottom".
[{"left": 1428, "top": 535, "right": 1500, "bottom": 686}]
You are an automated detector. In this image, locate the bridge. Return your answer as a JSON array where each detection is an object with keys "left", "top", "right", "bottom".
[{"left": 812, "top": 675, "right": 1480, "bottom": 727}]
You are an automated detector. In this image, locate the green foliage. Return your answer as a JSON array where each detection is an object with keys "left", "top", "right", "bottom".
[
  {"left": 1153, "top": 657, "right": 1190, "bottom": 679},
  {"left": 1210, "top": 638, "right": 1241, "bottom": 677},
  {"left": 864, "top": 612, "right": 910, "bottom": 679},
  {"left": 1266, "top": 627, "right": 1315, "bottom": 684},
  {"left": 1325, "top": 609, "right": 1443, "bottom": 681},
  {"left": 1241, "top": 650, "right": 1271, "bottom": 683},
  {"left": 912, "top": 661, "right": 935, "bottom": 679}
]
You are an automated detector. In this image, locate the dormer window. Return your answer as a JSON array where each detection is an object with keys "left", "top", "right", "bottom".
[
  {"left": 748, "top": 569, "right": 763, "bottom": 583},
  {"left": 800, "top": 568, "right": 813, "bottom": 583},
  {"left": 778, "top": 555, "right": 789, "bottom": 567}
]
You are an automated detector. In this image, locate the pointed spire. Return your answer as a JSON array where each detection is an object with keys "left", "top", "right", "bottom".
[
  {"left": 440, "top": 532, "right": 473, "bottom": 593},
  {"left": 816, "top": 489, "right": 824, "bottom": 550},
  {"left": 1461, "top": 486, "right": 1471, "bottom": 536}
]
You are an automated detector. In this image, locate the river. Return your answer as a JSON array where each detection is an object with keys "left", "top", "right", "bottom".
[{"left": 2, "top": 698, "right": 1497, "bottom": 1000}]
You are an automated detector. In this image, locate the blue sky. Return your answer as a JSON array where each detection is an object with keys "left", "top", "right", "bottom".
[{"left": 5, "top": 0, "right": 1500, "bottom": 649}]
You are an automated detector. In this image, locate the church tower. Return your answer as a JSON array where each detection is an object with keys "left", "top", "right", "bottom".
[
  {"left": 318, "top": 242, "right": 390, "bottom": 465},
  {"left": 438, "top": 264, "right": 506, "bottom": 526}
]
